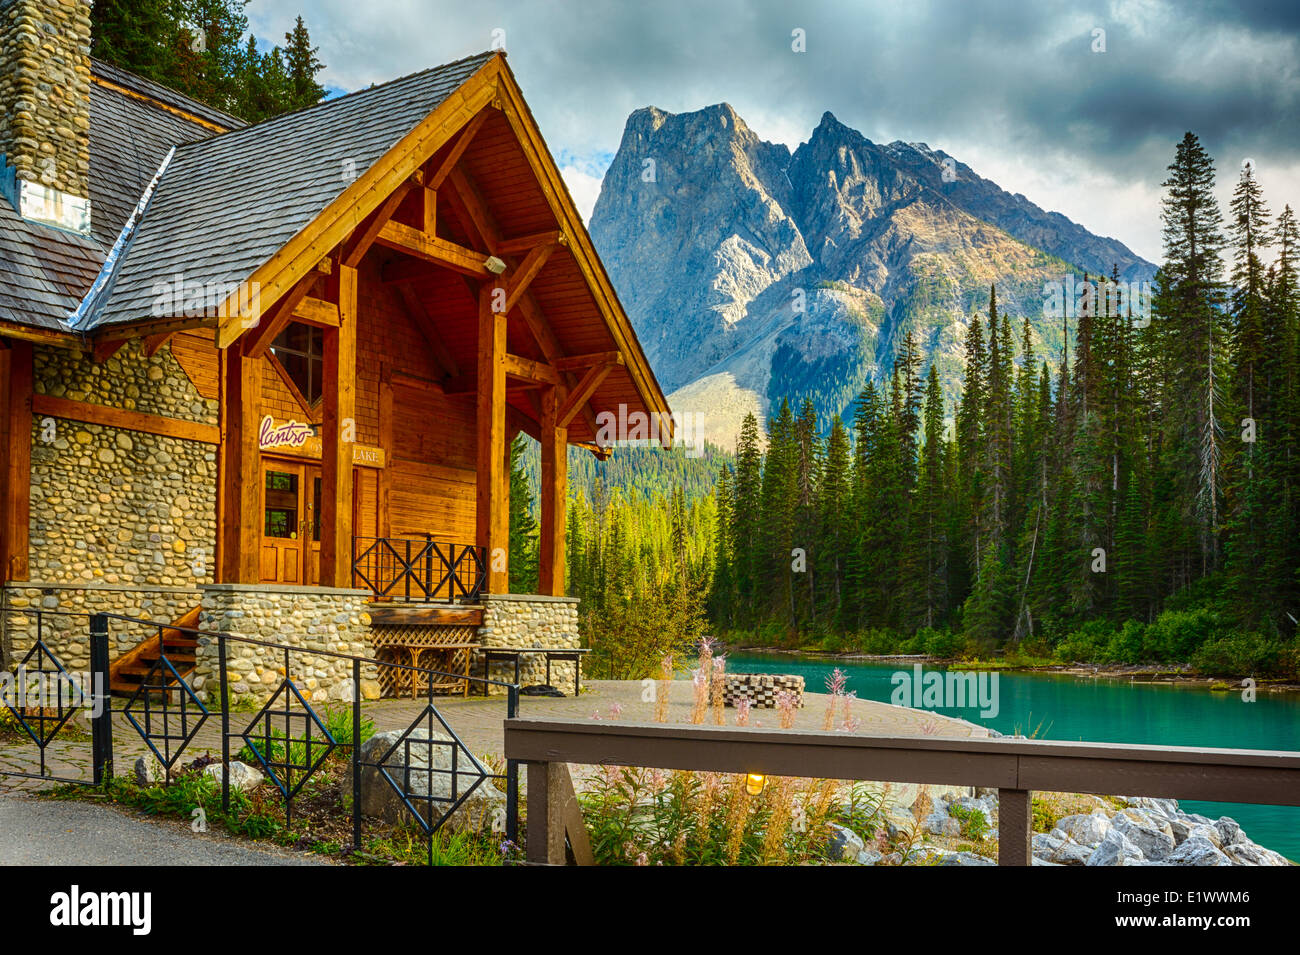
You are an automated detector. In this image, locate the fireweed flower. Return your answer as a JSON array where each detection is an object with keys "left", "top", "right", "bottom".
[
  {"left": 735, "top": 697, "right": 752, "bottom": 726},
  {"left": 776, "top": 690, "right": 797, "bottom": 729}
]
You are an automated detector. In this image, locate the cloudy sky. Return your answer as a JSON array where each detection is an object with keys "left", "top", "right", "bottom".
[{"left": 247, "top": 0, "right": 1300, "bottom": 263}]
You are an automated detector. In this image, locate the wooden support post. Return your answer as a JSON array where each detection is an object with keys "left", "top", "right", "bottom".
[
  {"left": 0, "top": 341, "right": 32, "bottom": 581},
  {"left": 218, "top": 338, "right": 261, "bottom": 583},
  {"left": 538, "top": 385, "right": 567, "bottom": 596},
  {"left": 998, "top": 788, "right": 1033, "bottom": 866},
  {"left": 476, "top": 284, "right": 509, "bottom": 594},
  {"left": 377, "top": 362, "right": 394, "bottom": 539},
  {"left": 321, "top": 264, "right": 358, "bottom": 587},
  {"left": 525, "top": 761, "right": 592, "bottom": 865}
]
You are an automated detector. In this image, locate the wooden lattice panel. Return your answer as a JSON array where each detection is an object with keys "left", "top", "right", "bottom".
[{"left": 370, "top": 624, "right": 479, "bottom": 698}]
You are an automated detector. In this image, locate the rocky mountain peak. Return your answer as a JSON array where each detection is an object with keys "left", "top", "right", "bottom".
[{"left": 590, "top": 103, "right": 1156, "bottom": 450}]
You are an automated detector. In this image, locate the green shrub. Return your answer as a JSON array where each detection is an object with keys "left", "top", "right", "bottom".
[
  {"left": 918, "top": 628, "right": 967, "bottom": 658},
  {"left": 1104, "top": 620, "right": 1147, "bottom": 663},
  {"left": 1191, "top": 631, "right": 1292, "bottom": 678},
  {"left": 1053, "top": 620, "right": 1113, "bottom": 663},
  {"left": 1142, "top": 609, "right": 1227, "bottom": 661}
]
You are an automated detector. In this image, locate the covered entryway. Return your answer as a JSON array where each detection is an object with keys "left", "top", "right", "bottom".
[{"left": 259, "top": 458, "right": 321, "bottom": 585}]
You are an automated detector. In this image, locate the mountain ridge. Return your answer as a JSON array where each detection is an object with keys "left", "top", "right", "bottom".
[{"left": 589, "top": 103, "right": 1156, "bottom": 449}]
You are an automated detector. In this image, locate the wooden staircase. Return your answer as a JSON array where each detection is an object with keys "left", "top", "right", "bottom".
[{"left": 108, "top": 607, "right": 202, "bottom": 698}]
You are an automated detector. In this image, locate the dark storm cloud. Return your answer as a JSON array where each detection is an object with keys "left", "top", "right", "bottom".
[{"left": 250, "top": 0, "right": 1300, "bottom": 256}]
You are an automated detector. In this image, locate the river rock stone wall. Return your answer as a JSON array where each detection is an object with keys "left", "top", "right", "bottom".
[
  {"left": 196, "top": 584, "right": 380, "bottom": 705},
  {"left": 0, "top": 584, "right": 201, "bottom": 669},
  {"left": 475, "top": 594, "right": 581, "bottom": 695},
  {"left": 28, "top": 338, "right": 218, "bottom": 593},
  {"left": 2, "top": 339, "right": 216, "bottom": 668}
]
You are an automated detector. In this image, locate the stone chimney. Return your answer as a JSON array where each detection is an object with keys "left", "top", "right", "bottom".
[{"left": 0, "top": 0, "right": 91, "bottom": 233}]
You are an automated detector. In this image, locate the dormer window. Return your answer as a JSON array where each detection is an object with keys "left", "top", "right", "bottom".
[{"left": 269, "top": 322, "right": 324, "bottom": 405}]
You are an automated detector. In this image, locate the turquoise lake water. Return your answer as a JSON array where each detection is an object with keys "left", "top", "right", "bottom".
[{"left": 724, "top": 651, "right": 1300, "bottom": 861}]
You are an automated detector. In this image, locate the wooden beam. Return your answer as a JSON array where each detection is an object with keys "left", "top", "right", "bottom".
[
  {"left": 553, "top": 351, "right": 623, "bottom": 372},
  {"left": 503, "top": 353, "right": 560, "bottom": 386},
  {"left": 243, "top": 265, "right": 324, "bottom": 359},
  {"left": 496, "top": 230, "right": 563, "bottom": 257},
  {"left": 341, "top": 173, "right": 420, "bottom": 268},
  {"left": 558, "top": 362, "right": 615, "bottom": 428},
  {"left": 215, "top": 64, "right": 498, "bottom": 347},
  {"left": 378, "top": 363, "right": 394, "bottom": 538},
  {"left": 426, "top": 109, "right": 489, "bottom": 190},
  {"left": 500, "top": 240, "right": 554, "bottom": 315},
  {"left": 292, "top": 296, "right": 340, "bottom": 328},
  {"left": 525, "top": 762, "right": 593, "bottom": 866},
  {"left": 539, "top": 385, "right": 567, "bottom": 596},
  {"left": 476, "top": 284, "right": 509, "bottom": 594},
  {"left": 1, "top": 341, "right": 32, "bottom": 581},
  {"left": 320, "top": 264, "right": 358, "bottom": 587},
  {"left": 395, "top": 283, "right": 459, "bottom": 379},
  {"left": 30, "top": 395, "right": 220, "bottom": 444},
  {"left": 422, "top": 187, "right": 437, "bottom": 236},
  {"left": 375, "top": 220, "right": 489, "bottom": 277},
  {"left": 142, "top": 332, "right": 174, "bottom": 357},
  {"left": 91, "top": 338, "right": 126, "bottom": 364},
  {"left": 218, "top": 338, "right": 261, "bottom": 583},
  {"left": 444, "top": 166, "right": 603, "bottom": 442}
]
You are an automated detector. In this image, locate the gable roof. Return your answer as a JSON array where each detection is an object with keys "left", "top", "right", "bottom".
[
  {"left": 3, "top": 49, "right": 670, "bottom": 433},
  {"left": 82, "top": 51, "right": 497, "bottom": 330}
]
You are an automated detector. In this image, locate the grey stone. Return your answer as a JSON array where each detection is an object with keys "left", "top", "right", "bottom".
[
  {"left": 855, "top": 847, "right": 884, "bottom": 866},
  {"left": 936, "top": 850, "right": 997, "bottom": 866},
  {"left": 1035, "top": 830, "right": 1092, "bottom": 865},
  {"left": 1224, "top": 842, "right": 1289, "bottom": 866},
  {"left": 349, "top": 729, "right": 504, "bottom": 833},
  {"left": 923, "top": 811, "right": 962, "bottom": 838},
  {"left": 133, "top": 755, "right": 162, "bottom": 785},
  {"left": 1166, "top": 834, "right": 1233, "bottom": 866},
  {"left": 1214, "top": 817, "right": 1245, "bottom": 847},
  {"left": 1167, "top": 817, "right": 1195, "bottom": 845},
  {"left": 827, "top": 823, "right": 865, "bottom": 861},
  {"left": 1113, "top": 813, "right": 1176, "bottom": 861},
  {"left": 203, "top": 761, "right": 264, "bottom": 792},
  {"left": 1056, "top": 811, "right": 1111, "bottom": 847},
  {"left": 1086, "top": 828, "right": 1145, "bottom": 866},
  {"left": 1126, "top": 795, "right": 1179, "bottom": 819}
]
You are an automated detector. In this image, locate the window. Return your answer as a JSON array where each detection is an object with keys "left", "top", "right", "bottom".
[
  {"left": 264, "top": 470, "right": 299, "bottom": 539},
  {"left": 269, "top": 322, "right": 324, "bottom": 405}
]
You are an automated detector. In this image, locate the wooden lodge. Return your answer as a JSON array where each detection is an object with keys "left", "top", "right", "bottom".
[{"left": 0, "top": 2, "right": 668, "bottom": 699}]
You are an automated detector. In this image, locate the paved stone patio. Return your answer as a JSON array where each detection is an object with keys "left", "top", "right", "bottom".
[{"left": 0, "top": 679, "right": 985, "bottom": 792}]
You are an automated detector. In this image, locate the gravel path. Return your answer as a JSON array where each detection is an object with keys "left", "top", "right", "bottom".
[{"left": 0, "top": 797, "right": 329, "bottom": 865}]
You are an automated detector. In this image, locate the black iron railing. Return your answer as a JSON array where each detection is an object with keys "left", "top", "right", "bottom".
[
  {"left": 352, "top": 535, "right": 488, "bottom": 603},
  {"left": 0, "top": 608, "right": 520, "bottom": 862}
]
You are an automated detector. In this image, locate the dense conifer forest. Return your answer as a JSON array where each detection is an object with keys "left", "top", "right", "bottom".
[{"left": 542, "top": 135, "right": 1300, "bottom": 680}]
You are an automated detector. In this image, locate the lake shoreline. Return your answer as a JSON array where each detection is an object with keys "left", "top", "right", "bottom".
[{"left": 724, "top": 645, "right": 1300, "bottom": 694}]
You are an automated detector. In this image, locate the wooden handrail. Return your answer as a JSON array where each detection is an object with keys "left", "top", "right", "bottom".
[{"left": 503, "top": 718, "right": 1300, "bottom": 866}]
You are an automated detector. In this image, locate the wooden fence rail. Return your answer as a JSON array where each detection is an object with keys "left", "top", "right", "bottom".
[{"left": 502, "top": 718, "right": 1300, "bottom": 866}]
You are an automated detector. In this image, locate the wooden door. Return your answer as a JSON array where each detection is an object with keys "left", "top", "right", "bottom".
[
  {"left": 261, "top": 462, "right": 304, "bottom": 584},
  {"left": 305, "top": 465, "right": 321, "bottom": 586}
]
